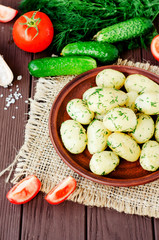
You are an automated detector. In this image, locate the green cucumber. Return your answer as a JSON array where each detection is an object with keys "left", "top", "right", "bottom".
[
  {"left": 94, "top": 17, "right": 153, "bottom": 43},
  {"left": 28, "top": 56, "right": 97, "bottom": 77},
  {"left": 61, "top": 41, "right": 118, "bottom": 64}
]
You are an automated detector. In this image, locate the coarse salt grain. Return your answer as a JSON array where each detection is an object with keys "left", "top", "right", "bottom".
[
  {"left": 4, "top": 88, "right": 23, "bottom": 110},
  {"left": 0, "top": 94, "right": 3, "bottom": 97},
  {"left": 14, "top": 92, "right": 21, "bottom": 100},
  {"left": 11, "top": 99, "right": 15, "bottom": 104},
  {"left": 12, "top": 116, "right": 15, "bottom": 119},
  {"left": 17, "top": 75, "right": 22, "bottom": 81},
  {"left": 9, "top": 89, "right": 12, "bottom": 92},
  {"left": 25, "top": 100, "right": 28, "bottom": 103},
  {"left": 15, "top": 106, "right": 18, "bottom": 109}
]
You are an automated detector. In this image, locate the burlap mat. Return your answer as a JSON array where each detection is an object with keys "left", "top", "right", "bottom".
[{"left": 11, "top": 59, "right": 159, "bottom": 218}]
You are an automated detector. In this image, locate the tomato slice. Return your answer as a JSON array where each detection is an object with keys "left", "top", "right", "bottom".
[
  {"left": 151, "top": 35, "right": 159, "bottom": 61},
  {"left": 6, "top": 175, "right": 41, "bottom": 204},
  {"left": 0, "top": 4, "right": 18, "bottom": 23},
  {"left": 45, "top": 176, "right": 76, "bottom": 205}
]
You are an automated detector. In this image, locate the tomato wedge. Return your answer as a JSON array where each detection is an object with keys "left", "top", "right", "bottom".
[
  {"left": 151, "top": 35, "right": 159, "bottom": 61},
  {"left": 6, "top": 175, "right": 41, "bottom": 204},
  {"left": 45, "top": 176, "right": 76, "bottom": 205},
  {"left": 0, "top": 4, "right": 18, "bottom": 23}
]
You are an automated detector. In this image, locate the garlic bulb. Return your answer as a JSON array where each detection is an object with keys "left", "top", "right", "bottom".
[{"left": 0, "top": 55, "right": 13, "bottom": 87}]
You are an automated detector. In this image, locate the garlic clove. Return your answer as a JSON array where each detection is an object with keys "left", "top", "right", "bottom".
[{"left": 0, "top": 55, "right": 14, "bottom": 87}]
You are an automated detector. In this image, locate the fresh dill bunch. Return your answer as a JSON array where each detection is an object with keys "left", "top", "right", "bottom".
[{"left": 19, "top": 0, "right": 159, "bottom": 52}]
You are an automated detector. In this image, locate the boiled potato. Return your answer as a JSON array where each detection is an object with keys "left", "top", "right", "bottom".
[
  {"left": 107, "top": 133, "right": 141, "bottom": 162},
  {"left": 135, "top": 92, "right": 159, "bottom": 115},
  {"left": 96, "top": 69, "right": 126, "bottom": 89},
  {"left": 103, "top": 107, "right": 137, "bottom": 132},
  {"left": 89, "top": 151, "right": 120, "bottom": 175},
  {"left": 95, "top": 112, "right": 106, "bottom": 121},
  {"left": 67, "top": 98, "right": 94, "bottom": 125},
  {"left": 125, "top": 74, "right": 159, "bottom": 94},
  {"left": 60, "top": 120, "right": 87, "bottom": 154},
  {"left": 87, "top": 88, "right": 127, "bottom": 114},
  {"left": 140, "top": 140, "right": 159, "bottom": 171},
  {"left": 83, "top": 87, "right": 102, "bottom": 101},
  {"left": 130, "top": 113, "right": 154, "bottom": 144},
  {"left": 87, "top": 120, "right": 111, "bottom": 154},
  {"left": 155, "top": 116, "right": 159, "bottom": 142},
  {"left": 125, "top": 91, "right": 138, "bottom": 112}
]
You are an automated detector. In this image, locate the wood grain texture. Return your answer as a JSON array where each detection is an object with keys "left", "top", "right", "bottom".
[
  {"left": 0, "top": 1, "right": 31, "bottom": 240},
  {"left": 21, "top": 194, "right": 86, "bottom": 240},
  {"left": 154, "top": 219, "right": 159, "bottom": 239},
  {"left": 19, "top": 50, "right": 86, "bottom": 240},
  {"left": 87, "top": 207, "right": 154, "bottom": 240},
  {"left": 120, "top": 48, "right": 142, "bottom": 63},
  {"left": 0, "top": 2, "right": 159, "bottom": 239}
]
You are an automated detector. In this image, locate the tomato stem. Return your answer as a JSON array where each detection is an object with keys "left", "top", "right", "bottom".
[{"left": 20, "top": 11, "right": 41, "bottom": 40}]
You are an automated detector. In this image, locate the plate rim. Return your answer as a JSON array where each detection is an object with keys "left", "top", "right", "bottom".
[{"left": 49, "top": 65, "right": 159, "bottom": 187}]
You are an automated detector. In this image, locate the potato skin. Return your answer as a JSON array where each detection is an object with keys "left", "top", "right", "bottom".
[
  {"left": 140, "top": 140, "right": 159, "bottom": 171},
  {"left": 61, "top": 69, "right": 159, "bottom": 169},
  {"left": 89, "top": 151, "right": 120, "bottom": 175},
  {"left": 103, "top": 107, "right": 137, "bottom": 132},
  {"left": 124, "top": 74, "right": 159, "bottom": 94},
  {"left": 87, "top": 88, "right": 127, "bottom": 114},
  {"left": 155, "top": 116, "right": 159, "bottom": 143},
  {"left": 60, "top": 120, "right": 87, "bottom": 154},
  {"left": 95, "top": 112, "right": 106, "bottom": 121},
  {"left": 107, "top": 133, "right": 141, "bottom": 162},
  {"left": 67, "top": 98, "right": 94, "bottom": 124},
  {"left": 130, "top": 113, "right": 154, "bottom": 144},
  {"left": 96, "top": 69, "right": 125, "bottom": 89},
  {"left": 83, "top": 87, "right": 102, "bottom": 101},
  {"left": 87, "top": 120, "right": 111, "bottom": 154},
  {"left": 135, "top": 93, "right": 159, "bottom": 115},
  {"left": 125, "top": 91, "right": 138, "bottom": 112}
]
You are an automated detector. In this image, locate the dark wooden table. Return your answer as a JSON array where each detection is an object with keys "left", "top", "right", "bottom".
[{"left": 0, "top": 1, "right": 159, "bottom": 239}]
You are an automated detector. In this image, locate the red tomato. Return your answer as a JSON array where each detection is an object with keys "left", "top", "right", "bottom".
[
  {"left": 0, "top": 4, "right": 18, "bottom": 23},
  {"left": 12, "top": 11, "right": 54, "bottom": 53},
  {"left": 45, "top": 176, "right": 76, "bottom": 205},
  {"left": 6, "top": 175, "right": 41, "bottom": 204},
  {"left": 151, "top": 35, "right": 159, "bottom": 61}
]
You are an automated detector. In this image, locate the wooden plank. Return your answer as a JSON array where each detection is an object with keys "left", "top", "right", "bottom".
[
  {"left": 0, "top": 1, "right": 32, "bottom": 240},
  {"left": 120, "top": 48, "right": 142, "bottom": 63},
  {"left": 154, "top": 219, "right": 159, "bottom": 240},
  {"left": 20, "top": 50, "right": 86, "bottom": 240},
  {"left": 21, "top": 193, "right": 86, "bottom": 240},
  {"left": 141, "top": 47, "right": 159, "bottom": 67},
  {"left": 87, "top": 207, "right": 154, "bottom": 240}
]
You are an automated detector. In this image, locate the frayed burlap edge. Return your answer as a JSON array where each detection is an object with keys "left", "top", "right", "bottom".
[{"left": 2, "top": 59, "right": 159, "bottom": 218}]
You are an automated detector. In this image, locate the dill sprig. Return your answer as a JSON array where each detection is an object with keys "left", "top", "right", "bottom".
[{"left": 19, "top": 0, "right": 159, "bottom": 52}]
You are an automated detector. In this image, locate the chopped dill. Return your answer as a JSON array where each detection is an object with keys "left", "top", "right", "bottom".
[{"left": 19, "top": 0, "right": 159, "bottom": 52}]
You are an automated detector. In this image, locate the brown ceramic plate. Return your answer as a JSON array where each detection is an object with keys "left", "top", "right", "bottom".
[{"left": 49, "top": 65, "right": 159, "bottom": 187}]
